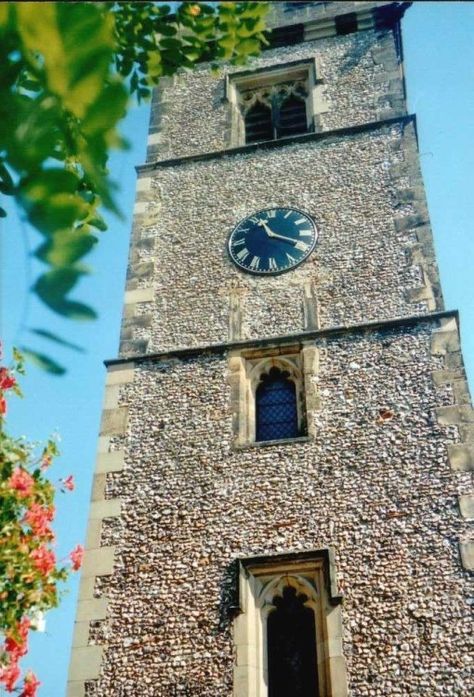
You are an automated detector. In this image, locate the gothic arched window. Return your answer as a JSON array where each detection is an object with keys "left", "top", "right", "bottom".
[
  {"left": 278, "top": 95, "right": 308, "bottom": 138},
  {"left": 268, "top": 585, "right": 319, "bottom": 697},
  {"left": 256, "top": 367, "right": 299, "bottom": 442},
  {"left": 244, "top": 100, "right": 274, "bottom": 143}
]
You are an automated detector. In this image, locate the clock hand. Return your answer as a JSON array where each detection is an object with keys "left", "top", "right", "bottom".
[{"left": 258, "top": 219, "right": 296, "bottom": 245}]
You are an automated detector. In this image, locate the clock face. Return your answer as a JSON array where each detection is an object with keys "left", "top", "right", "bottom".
[{"left": 228, "top": 207, "right": 318, "bottom": 275}]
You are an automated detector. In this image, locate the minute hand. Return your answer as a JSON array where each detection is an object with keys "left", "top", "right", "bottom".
[{"left": 259, "top": 220, "right": 298, "bottom": 245}]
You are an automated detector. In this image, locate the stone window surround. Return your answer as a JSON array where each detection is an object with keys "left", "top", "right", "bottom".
[
  {"left": 225, "top": 58, "right": 326, "bottom": 147},
  {"left": 233, "top": 549, "right": 347, "bottom": 697},
  {"left": 229, "top": 343, "right": 319, "bottom": 448}
]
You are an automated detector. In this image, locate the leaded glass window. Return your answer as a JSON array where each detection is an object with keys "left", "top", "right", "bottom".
[
  {"left": 268, "top": 585, "right": 319, "bottom": 697},
  {"left": 256, "top": 367, "right": 298, "bottom": 441}
]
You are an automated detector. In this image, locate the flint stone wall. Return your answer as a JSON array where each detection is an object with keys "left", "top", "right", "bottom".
[
  {"left": 123, "top": 121, "right": 440, "bottom": 356},
  {"left": 147, "top": 28, "right": 402, "bottom": 163},
  {"left": 85, "top": 320, "right": 472, "bottom": 696}
]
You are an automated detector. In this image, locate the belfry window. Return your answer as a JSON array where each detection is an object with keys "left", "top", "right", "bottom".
[
  {"left": 225, "top": 60, "right": 321, "bottom": 147},
  {"left": 241, "top": 81, "right": 309, "bottom": 144},
  {"left": 256, "top": 367, "right": 299, "bottom": 442}
]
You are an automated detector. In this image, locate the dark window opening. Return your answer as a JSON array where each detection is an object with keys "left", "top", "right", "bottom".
[
  {"left": 335, "top": 12, "right": 358, "bottom": 35},
  {"left": 245, "top": 101, "right": 274, "bottom": 144},
  {"left": 242, "top": 84, "right": 309, "bottom": 145},
  {"left": 256, "top": 367, "right": 299, "bottom": 442},
  {"left": 268, "top": 23, "right": 305, "bottom": 49},
  {"left": 268, "top": 585, "right": 320, "bottom": 697},
  {"left": 278, "top": 95, "right": 307, "bottom": 138}
]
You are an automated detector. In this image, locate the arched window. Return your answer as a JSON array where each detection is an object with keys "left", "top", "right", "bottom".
[
  {"left": 244, "top": 101, "right": 274, "bottom": 143},
  {"left": 268, "top": 585, "right": 319, "bottom": 697},
  {"left": 278, "top": 95, "right": 308, "bottom": 138},
  {"left": 256, "top": 367, "right": 298, "bottom": 442}
]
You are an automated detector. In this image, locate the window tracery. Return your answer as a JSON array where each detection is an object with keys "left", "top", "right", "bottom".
[{"left": 240, "top": 80, "right": 309, "bottom": 143}]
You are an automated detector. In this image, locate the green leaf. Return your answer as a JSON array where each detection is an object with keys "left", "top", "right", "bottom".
[
  {"left": 19, "top": 169, "right": 80, "bottom": 202},
  {"left": 0, "top": 207, "right": 7, "bottom": 218},
  {"left": 28, "top": 328, "right": 85, "bottom": 353},
  {"left": 53, "top": 299, "right": 97, "bottom": 321},
  {"left": 20, "top": 348, "right": 66, "bottom": 375},
  {"left": 35, "top": 230, "right": 98, "bottom": 266},
  {"left": 34, "top": 267, "right": 82, "bottom": 304},
  {"left": 82, "top": 82, "right": 129, "bottom": 138},
  {"left": 19, "top": 169, "right": 89, "bottom": 235},
  {"left": 17, "top": 3, "right": 117, "bottom": 119}
]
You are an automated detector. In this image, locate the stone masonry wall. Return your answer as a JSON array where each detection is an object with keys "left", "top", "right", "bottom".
[
  {"left": 77, "top": 316, "right": 473, "bottom": 696},
  {"left": 146, "top": 27, "right": 404, "bottom": 163},
  {"left": 122, "top": 120, "right": 441, "bottom": 356}
]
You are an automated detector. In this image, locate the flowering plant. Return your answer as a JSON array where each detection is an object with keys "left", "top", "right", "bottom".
[{"left": 0, "top": 349, "right": 83, "bottom": 695}]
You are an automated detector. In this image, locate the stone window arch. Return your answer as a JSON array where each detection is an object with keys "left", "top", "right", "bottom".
[
  {"left": 225, "top": 59, "right": 329, "bottom": 147},
  {"left": 228, "top": 345, "right": 319, "bottom": 448},
  {"left": 233, "top": 550, "right": 347, "bottom": 697}
]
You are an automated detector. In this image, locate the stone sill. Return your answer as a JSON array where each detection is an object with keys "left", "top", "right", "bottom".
[{"left": 234, "top": 436, "right": 312, "bottom": 450}]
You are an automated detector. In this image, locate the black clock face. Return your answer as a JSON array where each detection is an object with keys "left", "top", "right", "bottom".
[{"left": 228, "top": 207, "right": 318, "bottom": 275}]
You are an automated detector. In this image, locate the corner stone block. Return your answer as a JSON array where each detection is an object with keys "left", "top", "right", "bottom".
[
  {"left": 96, "top": 451, "right": 125, "bottom": 473},
  {"left": 431, "top": 330, "right": 461, "bottom": 356},
  {"left": 89, "top": 499, "right": 121, "bottom": 520},
  {"left": 124, "top": 287, "right": 154, "bottom": 305},
  {"left": 459, "top": 494, "right": 474, "bottom": 519},
  {"left": 72, "top": 621, "right": 90, "bottom": 648},
  {"left": 100, "top": 407, "right": 128, "bottom": 436},
  {"left": 436, "top": 406, "right": 474, "bottom": 426},
  {"left": 68, "top": 646, "right": 103, "bottom": 682},
  {"left": 106, "top": 364, "right": 135, "bottom": 385},
  {"left": 76, "top": 597, "right": 108, "bottom": 622},
  {"left": 67, "top": 682, "right": 86, "bottom": 697},
  {"left": 82, "top": 547, "right": 116, "bottom": 577},
  {"left": 447, "top": 444, "right": 474, "bottom": 472},
  {"left": 459, "top": 541, "right": 474, "bottom": 571}
]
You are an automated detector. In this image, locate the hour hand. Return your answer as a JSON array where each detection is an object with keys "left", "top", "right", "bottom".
[{"left": 258, "top": 219, "right": 276, "bottom": 237}]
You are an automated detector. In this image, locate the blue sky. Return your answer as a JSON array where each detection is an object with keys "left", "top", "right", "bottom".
[{"left": 1, "top": 3, "right": 473, "bottom": 695}]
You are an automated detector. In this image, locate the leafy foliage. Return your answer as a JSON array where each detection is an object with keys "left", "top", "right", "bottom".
[
  {"left": 0, "top": 2, "right": 269, "bottom": 371},
  {"left": 0, "top": 349, "right": 83, "bottom": 694}
]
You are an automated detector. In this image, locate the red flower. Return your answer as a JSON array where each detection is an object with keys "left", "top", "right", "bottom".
[
  {"left": 61, "top": 474, "right": 75, "bottom": 491},
  {"left": 8, "top": 468, "right": 34, "bottom": 498},
  {"left": 19, "top": 671, "right": 40, "bottom": 697},
  {"left": 24, "top": 504, "right": 55, "bottom": 537},
  {"left": 30, "top": 546, "right": 56, "bottom": 576},
  {"left": 4, "top": 618, "right": 30, "bottom": 660},
  {"left": 0, "top": 660, "right": 21, "bottom": 692},
  {"left": 69, "top": 544, "right": 84, "bottom": 571},
  {"left": 0, "top": 395, "right": 6, "bottom": 415},
  {"left": 0, "top": 367, "right": 16, "bottom": 390}
]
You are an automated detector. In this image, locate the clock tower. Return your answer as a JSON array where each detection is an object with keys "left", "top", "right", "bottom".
[{"left": 68, "top": 3, "right": 473, "bottom": 696}]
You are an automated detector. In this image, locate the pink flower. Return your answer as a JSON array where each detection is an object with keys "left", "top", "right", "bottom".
[
  {"left": 61, "top": 474, "right": 75, "bottom": 491},
  {"left": 24, "top": 504, "right": 55, "bottom": 537},
  {"left": 30, "top": 546, "right": 56, "bottom": 576},
  {"left": 4, "top": 618, "right": 30, "bottom": 660},
  {"left": 40, "top": 454, "right": 52, "bottom": 470},
  {"left": 69, "top": 544, "right": 84, "bottom": 571},
  {"left": 0, "top": 367, "right": 16, "bottom": 390},
  {"left": 20, "top": 671, "right": 41, "bottom": 697},
  {"left": 8, "top": 468, "right": 34, "bottom": 498},
  {"left": 0, "top": 660, "right": 21, "bottom": 692}
]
